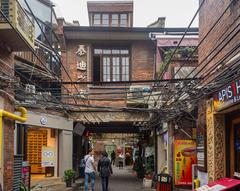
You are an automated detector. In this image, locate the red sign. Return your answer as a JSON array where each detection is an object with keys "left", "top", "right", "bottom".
[{"left": 174, "top": 140, "right": 197, "bottom": 186}]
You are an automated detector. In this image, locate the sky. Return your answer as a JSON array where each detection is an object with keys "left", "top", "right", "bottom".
[{"left": 53, "top": 0, "right": 199, "bottom": 28}]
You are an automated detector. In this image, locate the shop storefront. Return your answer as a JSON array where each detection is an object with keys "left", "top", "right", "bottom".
[
  {"left": 204, "top": 78, "right": 240, "bottom": 182},
  {"left": 26, "top": 127, "right": 57, "bottom": 176},
  {"left": 213, "top": 77, "right": 240, "bottom": 179},
  {"left": 157, "top": 122, "right": 168, "bottom": 174},
  {"left": 225, "top": 110, "right": 240, "bottom": 179},
  {"left": 14, "top": 110, "right": 73, "bottom": 181}
]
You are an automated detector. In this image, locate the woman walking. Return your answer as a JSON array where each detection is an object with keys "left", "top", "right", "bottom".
[{"left": 98, "top": 151, "right": 113, "bottom": 191}]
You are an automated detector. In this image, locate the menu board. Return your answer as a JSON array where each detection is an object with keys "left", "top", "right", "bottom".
[
  {"left": 196, "top": 134, "right": 205, "bottom": 168},
  {"left": 174, "top": 140, "right": 197, "bottom": 186}
]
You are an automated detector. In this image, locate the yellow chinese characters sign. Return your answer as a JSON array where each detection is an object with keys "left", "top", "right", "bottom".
[
  {"left": 174, "top": 140, "right": 197, "bottom": 186},
  {"left": 42, "top": 147, "right": 55, "bottom": 167}
]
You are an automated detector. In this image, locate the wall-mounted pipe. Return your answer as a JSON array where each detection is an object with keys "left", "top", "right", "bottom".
[{"left": 0, "top": 107, "right": 27, "bottom": 168}]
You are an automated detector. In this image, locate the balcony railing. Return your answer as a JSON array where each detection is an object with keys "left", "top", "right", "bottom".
[{"left": 0, "top": 0, "right": 35, "bottom": 50}]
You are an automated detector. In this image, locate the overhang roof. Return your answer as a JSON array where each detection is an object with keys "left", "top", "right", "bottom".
[{"left": 63, "top": 26, "right": 198, "bottom": 41}]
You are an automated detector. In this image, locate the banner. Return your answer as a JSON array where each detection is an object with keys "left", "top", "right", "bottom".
[
  {"left": 42, "top": 147, "right": 55, "bottom": 167},
  {"left": 174, "top": 140, "right": 197, "bottom": 186}
]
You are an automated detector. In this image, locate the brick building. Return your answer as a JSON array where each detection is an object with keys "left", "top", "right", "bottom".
[
  {"left": 0, "top": 0, "right": 35, "bottom": 189},
  {"left": 0, "top": 0, "right": 74, "bottom": 190},
  {"left": 59, "top": 0, "right": 199, "bottom": 176},
  {"left": 196, "top": 0, "right": 240, "bottom": 185},
  {"left": 152, "top": 34, "right": 198, "bottom": 183}
]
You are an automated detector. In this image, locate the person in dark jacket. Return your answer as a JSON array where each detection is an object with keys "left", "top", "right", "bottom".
[{"left": 98, "top": 151, "right": 113, "bottom": 191}]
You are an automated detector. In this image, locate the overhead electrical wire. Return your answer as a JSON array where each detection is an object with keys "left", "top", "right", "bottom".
[
  {"left": 143, "top": 0, "right": 240, "bottom": 130},
  {"left": 0, "top": 9, "right": 82, "bottom": 106},
  {"left": 147, "top": 46, "right": 240, "bottom": 129},
  {"left": 152, "top": 0, "right": 239, "bottom": 107},
  {"left": 22, "top": 0, "right": 86, "bottom": 105},
  {"left": 152, "top": 0, "right": 239, "bottom": 109}
]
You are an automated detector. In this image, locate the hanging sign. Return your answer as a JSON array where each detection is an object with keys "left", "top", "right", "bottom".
[
  {"left": 174, "top": 140, "right": 197, "bottom": 186},
  {"left": 42, "top": 147, "right": 55, "bottom": 167},
  {"left": 214, "top": 78, "right": 240, "bottom": 111}
]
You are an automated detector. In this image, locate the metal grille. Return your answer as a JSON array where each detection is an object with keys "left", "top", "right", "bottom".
[
  {"left": 16, "top": 0, "right": 34, "bottom": 44},
  {"left": 13, "top": 155, "right": 23, "bottom": 191},
  {"left": 0, "top": 0, "right": 10, "bottom": 22}
]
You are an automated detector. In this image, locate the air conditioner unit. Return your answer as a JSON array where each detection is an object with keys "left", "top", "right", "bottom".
[
  {"left": 36, "top": 92, "right": 52, "bottom": 101},
  {"left": 25, "top": 84, "right": 36, "bottom": 104},
  {"left": 25, "top": 84, "right": 36, "bottom": 94},
  {"left": 127, "top": 86, "right": 151, "bottom": 106}
]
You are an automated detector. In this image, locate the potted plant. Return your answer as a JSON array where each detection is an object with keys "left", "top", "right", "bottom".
[
  {"left": 64, "top": 169, "right": 75, "bottom": 187},
  {"left": 72, "top": 170, "right": 76, "bottom": 183}
]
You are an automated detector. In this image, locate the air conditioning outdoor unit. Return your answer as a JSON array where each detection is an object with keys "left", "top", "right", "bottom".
[
  {"left": 127, "top": 86, "right": 151, "bottom": 106},
  {"left": 25, "top": 84, "right": 36, "bottom": 104},
  {"left": 36, "top": 92, "right": 52, "bottom": 101},
  {"left": 25, "top": 84, "right": 36, "bottom": 93}
]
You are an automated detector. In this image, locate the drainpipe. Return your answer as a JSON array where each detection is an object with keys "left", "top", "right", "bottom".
[{"left": 0, "top": 107, "right": 27, "bottom": 168}]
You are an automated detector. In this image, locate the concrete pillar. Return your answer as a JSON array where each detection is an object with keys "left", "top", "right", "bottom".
[
  {"left": 206, "top": 100, "right": 225, "bottom": 182},
  {"left": 168, "top": 122, "right": 174, "bottom": 177},
  {"left": 59, "top": 130, "right": 73, "bottom": 177},
  {"left": 157, "top": 135, "right": 164, "bottom": 174}
]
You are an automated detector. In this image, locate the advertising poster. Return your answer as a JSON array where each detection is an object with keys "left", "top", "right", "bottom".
[
  {"left": 174, "top": 140, "right": 197, "bottom": 186},
  {"left": 41, "top": 146, "right": 55, "bottom": 167}
]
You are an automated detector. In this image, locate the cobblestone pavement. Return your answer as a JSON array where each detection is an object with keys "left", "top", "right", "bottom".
[{"left": 75, "top": 166, "right": 145, "bottom": 191}]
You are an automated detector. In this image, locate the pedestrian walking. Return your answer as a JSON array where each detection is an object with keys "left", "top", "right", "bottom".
[
  {"left": 98, "top": 151, "right": 113, "bottom": 191},
  {"left": 110, "top": 150, "right": 116, "bottom": 165},
  {"left": 84, "top": 148, "right": 96, "bottom": 191}
]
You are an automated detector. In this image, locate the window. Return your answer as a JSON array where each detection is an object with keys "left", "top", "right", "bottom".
[
  {"left": 91, "top": 13, "right": 129, "bottom": 27},
  {"left": 112, "top": 57, "right": 120, "bottom": 81},
  {"left": 103, "top": 57, "right": 111, "bottom": 81},
  {"left": 121, "top": 57, "right": 129, "bottom": 81},
  {"left": 93, "top": 14, "right": 101, "bottom": 26},
  {"left": 111, "top": 14, "right": 119, "bottom": 26},
  {"left": 102, "top": 14, "right": 109, "bottom": 26},
  {"left": 120, "top": 14, "right": 127, "bottom": 27},
  {"left": 93, "top": 48, "right": 130, "bottom": 82}
]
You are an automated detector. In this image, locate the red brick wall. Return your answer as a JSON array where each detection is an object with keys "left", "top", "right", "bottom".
[
  {"left": 131, "top": 41, "right": 155, "bottom": 81},
  {"left": 0, "top": 47, "right": 15, "bottom": 191},
  {"left": 87, "top": 2, "right": 133, "bottom": 13},
  {"left": 3, "top": 98, "right": 14, "bottom": 191},
  {"left": 198, "top": 0, "right": 240, "bottom": 81},
  {"left": 62, "top": 40, "right": 155, "bottom": 107}
]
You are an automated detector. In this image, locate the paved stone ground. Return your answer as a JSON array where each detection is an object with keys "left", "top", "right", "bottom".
[
  {"left": 74, "top": 166, "right": 146, "bottom": 191},
  {"left": 32, "top": 166, "right": 191, "bottom": 191}
]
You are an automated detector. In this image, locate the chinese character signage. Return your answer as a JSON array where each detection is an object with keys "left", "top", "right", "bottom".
[
  {"left": 77, "top": 61, "right": 87, "bottom": 71},
  {"left": 174, "top": 140, "right": 197, "bottom": 186},
  {"left": 76, "top": 45, "right": 86, "bottom": 56},
  {"left": 214, "top": 78, "right": 240, "bottom": 111},
  {"left": 42, "top": 146, "right": 55, "bottom": 167},
  {"left": 76, "top": 45, "right": 87, "bottom": 71}
]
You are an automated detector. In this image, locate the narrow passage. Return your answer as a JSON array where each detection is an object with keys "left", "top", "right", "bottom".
[{"left": 76, "top": 166, "right": 143, "bottom": 191}]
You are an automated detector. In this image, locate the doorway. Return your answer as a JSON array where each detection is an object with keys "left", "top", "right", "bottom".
[
  {"left": 233, "top": 124, "right": 240, "bottom": 179},
  {"left": 93, "top": 55, "right": 101, "bottom": 82}
]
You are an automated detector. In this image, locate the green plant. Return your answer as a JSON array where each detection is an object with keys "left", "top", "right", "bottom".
[
  {"left": 158, "top": 61, "right": 166, "bottom": 76},
  {"left": 64, "top": 169, "right": 75, "bottom": 181},
  {"left": 163, "top": 49, "right": 175, "bottom": 62}
]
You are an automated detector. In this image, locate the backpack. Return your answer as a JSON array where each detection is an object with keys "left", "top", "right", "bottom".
[{"left": 81, "top": 156, "right": 90, "bottom": 168}]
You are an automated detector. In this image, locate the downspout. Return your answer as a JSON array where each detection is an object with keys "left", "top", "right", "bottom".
[{"left": 0, "top": 107, "right": 27, "bottom": 168}]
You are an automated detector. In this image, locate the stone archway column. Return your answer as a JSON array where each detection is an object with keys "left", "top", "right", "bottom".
[{"left": 206, "top": 100, "right": 225, "bottom": 182}]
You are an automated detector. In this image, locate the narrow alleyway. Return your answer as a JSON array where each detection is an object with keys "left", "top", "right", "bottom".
[{"left": 75, "top": 166, "right": 144, "bottom": 191}]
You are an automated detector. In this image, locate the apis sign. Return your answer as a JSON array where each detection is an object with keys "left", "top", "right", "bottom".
[{"left": 214, "top": 79, "right": 240, "bottom": 110}]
